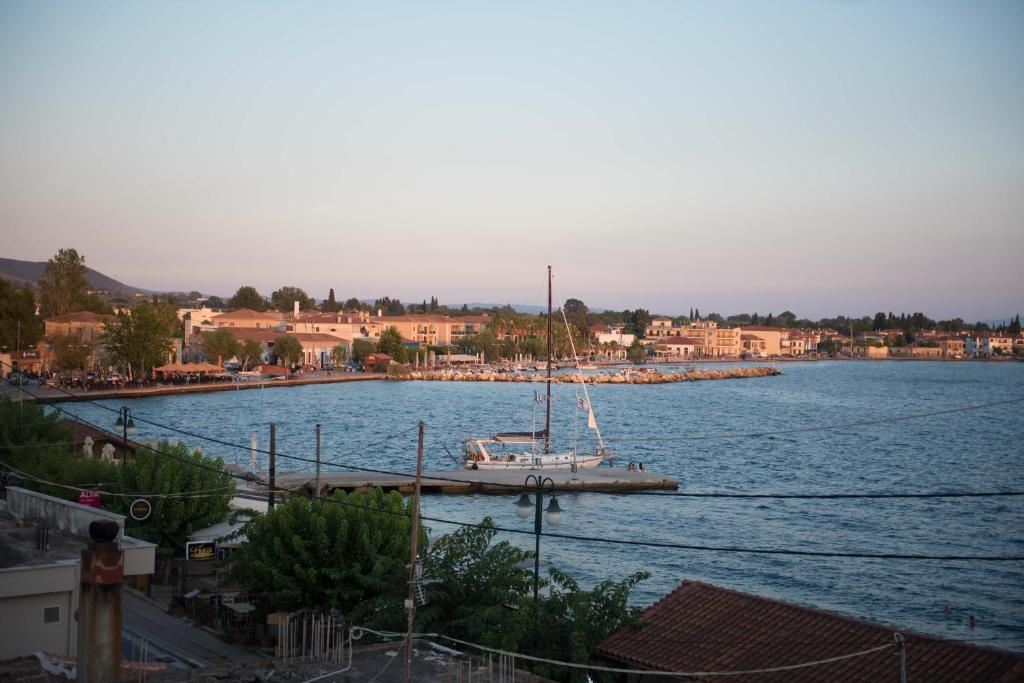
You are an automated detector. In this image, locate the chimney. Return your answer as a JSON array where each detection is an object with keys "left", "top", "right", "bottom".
[
  {"left": 293, "top": 301, "right": 300, "bottom": 319},
  {"left": 377, "top": 309, "right": 383, "bottom": 318},
  {"left": 77, "top": 520, "right": 123, "bottom": 683}
]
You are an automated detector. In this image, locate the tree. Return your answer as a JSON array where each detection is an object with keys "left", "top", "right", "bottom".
[
  {"left": 344, "top": 297, "right": 364, "bottom": 311},
  {"left": 523, "top": 568, "right": 649, "bottom": 682},
  {"left": 629, "top": 309, "right": 651, "bottom": 339},
  {"left": 102, "top": 301, "right": 177, "bottom": 378},
  {"left": 417, "top": 518, "right": 534, "bottom": 648},
  {"left": 321, "top": 288, "right": 340, "bottom": 312},
  {"left": 373, "top": 296, "right": 405, "bottom": 316},
  {"left": 271, "top": 286, "right": 315, "bottom": 313},
  {"left": 51, "top": 333, "right": 94, "bottom": 371},
  {"left": 351, "top": 339, "right": 375, "bottom": 362},
  {"left": 0, "top": 278, "right": 40, "bottom": 351},
  {"left": 273, "top": 335, "right": 304, "bottom": 367},
  {"left": 331, "top": 343, "right": 348, "bottom": 366},
  {"left": 627, "top": 339, "right": 646, "bottom": 364},
  {"left": 872, "top": 312, "right": 887, "bottom": 331},
  {"left": 108, "top": 441, "right": 234, "bottom": 559},
  {"left": 39, "top": 248, "right": 90, "bottom": 318},
  {"left": 201, "top": 328, "right": 240, "bottom": 366},
  {"left": 228, "top": 286, "right": 266, "bottom": 311},
  {"left": 238, "top": 339, "right": 264, "bottom": 370},
  {"left": 229, "top": 490, "right": 421, "bottom": 622},
  {"left": 1010, "top": 314, "right": 1021, "bottom": 336},
  {"left": 376, "top": 326, "right": 407, "bottom": 362}
]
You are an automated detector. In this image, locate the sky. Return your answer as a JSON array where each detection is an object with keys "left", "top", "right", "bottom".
[{"left": 1, "top": 1, "right": 1022, "bottom": 320}]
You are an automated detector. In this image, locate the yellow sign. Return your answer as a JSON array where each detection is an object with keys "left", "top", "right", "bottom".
[{"left": 186, "top": 541, "right": 216, "bottom": 561}]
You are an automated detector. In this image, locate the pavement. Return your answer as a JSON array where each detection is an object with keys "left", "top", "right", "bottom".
[{"left": 122, "top": 588, "right": 265, "bottom": 668}]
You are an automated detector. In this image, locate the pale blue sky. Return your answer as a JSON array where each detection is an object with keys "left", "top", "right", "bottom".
[{"left": 1, "top": 1, "right": 1021, "bottom": 319}]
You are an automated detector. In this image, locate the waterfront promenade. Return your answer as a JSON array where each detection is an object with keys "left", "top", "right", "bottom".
[{"left": 0, "top": 371, "right": 386, "bottom": 403}]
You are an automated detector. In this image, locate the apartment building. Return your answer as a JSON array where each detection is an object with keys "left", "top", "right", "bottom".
[
  {"left": 679, "top": 321, "right": 741, "bottom": 358},
  {"left": 43, "top": 311, "right": 116, "bottom": 341},
  {"left": 644, "top": 318, "right": 676, "bottom": 339}
]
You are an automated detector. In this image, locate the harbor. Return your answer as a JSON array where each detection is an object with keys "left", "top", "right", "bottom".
[{"left": 268, "top": 466, "right": 679, "bottom": 496}]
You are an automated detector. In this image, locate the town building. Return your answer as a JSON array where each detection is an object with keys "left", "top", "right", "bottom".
[
  {"left": 739, "top": 326, "right": 784, "bottom": 355},
  {"left": 653, "top": 336, "right": 700, "bottom": 358},
  {"left": 0, "top": 487, "right": 156, "bottom": 660},
  {"left": 598, "top": 580, "right": 1024, "bottom": 682},
  {"left": 644, "top": 318, "right": 676, "bottom": 340},
  {"left": 678, "top": 320, "right": 741, "bottom": 358},
  {"left": 197, "top": 329, "right": 346, "bottom": 368},
  {"left": 589, "top": 324, "right": 635, "bottom": 348},
  {"left": 43, "top": 311, "right": 116, "bottom": 342}
]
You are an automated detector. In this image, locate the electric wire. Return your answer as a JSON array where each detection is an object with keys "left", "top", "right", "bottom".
[
  {"left": 5, "top": 383, "right": 1024, "bottom": 561},
  {"left": 11, "top": 381, "right": 1024, "bottom": 500}
]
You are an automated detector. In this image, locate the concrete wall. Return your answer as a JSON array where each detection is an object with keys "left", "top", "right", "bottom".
[
  {"left": 0, "top": 562, "right": 79, "bottom": 658},
  {"left": 6, "top": 487, "right": 124, "bottom": 541}
]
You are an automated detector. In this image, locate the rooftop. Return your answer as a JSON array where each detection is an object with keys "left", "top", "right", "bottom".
[
  {"left": 44, "top": 311, "right": 116, "bottom": 324},
  {"left": 598, "top": 580, "right": 1024, "bottom": 682},
  {"left": 0, "top": 515, "right": 84, "bottom": 570}
]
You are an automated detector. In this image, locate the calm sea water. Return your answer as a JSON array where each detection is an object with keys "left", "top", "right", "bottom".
[{"left": 56, "top": 361, "right": 1024, "bottom": 650}]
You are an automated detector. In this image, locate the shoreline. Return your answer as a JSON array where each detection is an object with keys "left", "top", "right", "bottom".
[{"left": 394, "top": 366, "right": 782, "bottom": 384}]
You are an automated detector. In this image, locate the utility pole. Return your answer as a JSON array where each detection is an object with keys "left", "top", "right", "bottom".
[
  {"left": 403, "top": 421, "right": 425, "bottom": 683},
  {"left": 315, "top": 423, "right": 321, "bottom": 500},
  {"left": 268, "top": 422, "right": 276, "bottom": 509}
]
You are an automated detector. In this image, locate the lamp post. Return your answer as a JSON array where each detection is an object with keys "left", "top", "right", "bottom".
[
  {"left": 114, "top": 407, "right": 136, "bottom": 457},
  {"left": 514, "top": 475, "right": 564, "bottom": 605}
]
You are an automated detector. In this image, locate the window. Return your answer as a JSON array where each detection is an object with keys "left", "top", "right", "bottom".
[{"left": 43, "top": 605, "right": 60, "bottom": 624}]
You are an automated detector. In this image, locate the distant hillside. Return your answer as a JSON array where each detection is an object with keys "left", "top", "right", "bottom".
[{"left": 0, "top": 257, "right": 149, "bottom": 296}]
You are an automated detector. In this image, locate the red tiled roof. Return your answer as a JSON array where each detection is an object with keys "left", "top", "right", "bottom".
[
  {"left": 741, "top": 325, "right": 784, "bottom": 332},
  {"left": 597, "top": 581, "right": 1024, "bottom": 682},
  {"left": 740, "top": 334, "right": 763, "bottom": 341},
  {"left": 211, "top": 308, "right": 283, "bottom": 321},
  {"left": 45, "top": 311, "right": 116, "bottom": 324}
]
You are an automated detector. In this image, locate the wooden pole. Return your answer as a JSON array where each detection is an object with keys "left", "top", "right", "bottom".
[
  {"left": 403, "top": 421, "right": 425, "bottom": 683},
  {"left": 315, "top": 423, "right": 321, "bottom": 500},
  {"left": 268, "top": 422, "right": 276, "bottom": 509}
]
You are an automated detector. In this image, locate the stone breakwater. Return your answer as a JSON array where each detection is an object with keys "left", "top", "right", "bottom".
[{"left": 391, "top": 366, "right": 781, "bottom": 384}]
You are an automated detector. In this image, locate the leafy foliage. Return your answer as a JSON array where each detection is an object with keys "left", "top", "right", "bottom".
[
  {"left": 0, "top": 278, "right": 41, "bottom": 351},
  {"left": 372, "top": 296, "right": 405, "bottom": 315},
  {"left": 351, "top": 339, "right": 375, "bottom": 362},
  {"left": 238, "top": 339, "right": 264, "bottom": 369},
  {"left": 0, "top": 397, "right": 115, "bottom": 500},
  {"left": 330, "top": 343, "right": 348, "bottom": 365},
  {"left": 271, "top": 286, "right": 315, "bottom": 312},
  {"left": 102, "top": 301, "right": 177, "bottom": 377},
  {"left": 228, "top": 286, "right": 267, "bottom": 311},
  {"left": 229, "top": 490, "right": 421, "bottom": 623},
  {"left": 107, "top": 441, "right": 235, "bottom": 552},
  {"left": 202, "top": 328, "right": 240, "bottom": 366},
  {"left": 51, "top": 333, "right": 95, "bottom": 371},
  {"left": 376, "top": 326, "right": 407, "bottom": 362},
  {"left": 273, "top": 335, "right": 303, "bottom": 367},
  {"left": 417, "top": 518, "right": 533, "bottom": 649},
  {"left": 524, "top": 569, "right": 650, "bottom": 683},
  {"left": 39, "top": 248, "right": 90, "bottom": 318}
]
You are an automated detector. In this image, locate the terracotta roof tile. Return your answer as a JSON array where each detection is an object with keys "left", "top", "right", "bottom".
[{"left": 597, "top": 581, "right": 1023, "bottom": 682}]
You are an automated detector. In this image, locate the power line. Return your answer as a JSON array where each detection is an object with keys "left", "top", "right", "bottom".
[
  {"left": 7, "top": 380, "right": 1024, "bottom": 501},
  {"left": 7, "top": 384, "right": 1024, "bottom": 561}
]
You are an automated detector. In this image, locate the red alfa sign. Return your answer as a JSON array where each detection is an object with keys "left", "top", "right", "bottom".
[{"left": 78, "top": 489, "right": 101, "bottom": 508}]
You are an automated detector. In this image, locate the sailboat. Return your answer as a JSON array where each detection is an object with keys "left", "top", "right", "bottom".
[{"left": 463, "top": 266, "right": 610, "bottom": 470}]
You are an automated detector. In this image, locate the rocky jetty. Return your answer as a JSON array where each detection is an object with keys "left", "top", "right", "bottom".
[{"left": 391, "top": 366, "right": 781, "bottom": 384}]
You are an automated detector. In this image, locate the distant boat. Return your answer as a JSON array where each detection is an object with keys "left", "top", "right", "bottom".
[{"left": 462, "top": 266, "right": 610, "bottom": 470}]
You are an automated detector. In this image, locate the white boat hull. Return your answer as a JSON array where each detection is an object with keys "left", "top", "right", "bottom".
[{"left": 465, "top": 452, "right": 604, "bottom": 470}]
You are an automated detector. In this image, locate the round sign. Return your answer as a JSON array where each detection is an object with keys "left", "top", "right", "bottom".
[{"left": 129, "top": 498, "right": 152, "bottom": 521}]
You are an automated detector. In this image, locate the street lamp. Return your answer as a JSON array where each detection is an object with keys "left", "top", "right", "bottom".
[
  {"left": 514, "top": 475, "right": 564, "bottom": 605},
  {"left": 114, "top": 407, "right": 136, "bottom": 455}
]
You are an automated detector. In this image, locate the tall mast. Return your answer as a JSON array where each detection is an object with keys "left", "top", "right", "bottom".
[{"left": 545, "top": 265, "right": 553, "bottom": 454}]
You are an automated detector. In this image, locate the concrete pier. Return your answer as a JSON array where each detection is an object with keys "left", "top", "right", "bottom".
[{"left": 268, "top": 467, "right": 678, "bottom": 496}]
